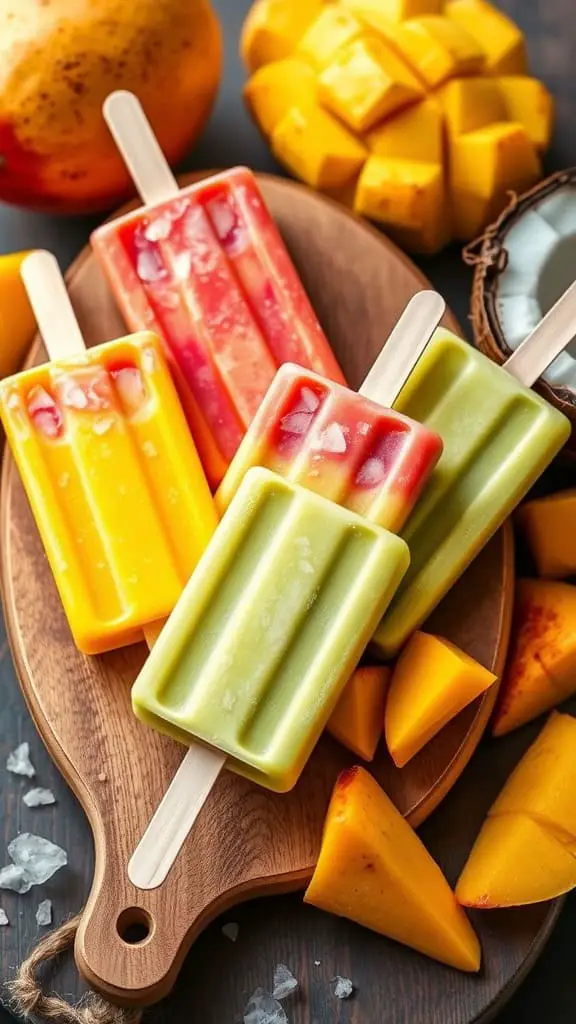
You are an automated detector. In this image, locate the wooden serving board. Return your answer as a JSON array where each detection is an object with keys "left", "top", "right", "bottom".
[{"left": 1, "top": 174, "right": 516, "bottom": 1009}]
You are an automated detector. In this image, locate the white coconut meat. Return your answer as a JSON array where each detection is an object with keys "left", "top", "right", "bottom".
[{"left": 495, "top": 185, "right": 576, "bottom": 392}]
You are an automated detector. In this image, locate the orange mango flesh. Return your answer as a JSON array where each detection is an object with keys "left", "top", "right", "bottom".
[
  {"left": 305, "top": 766, "right": 481, "bottom": 972},
  {"left": 457, "top": 713, "right": 576, "bottom": 908},
  {"left": 242, "top": 0, "right": 549, "bottom": 252},
  {"left": 0, "top": 252, "right": 36, "bottom": 379},
  {"left": 517, "top": 491, "right": 576, "bottom": 579},
  {"left": 492, "top": 580, "right": 576, "bottom": 737},
  {"left": 385, "top": 632, "right": 497, "bottom": 767},
  {"left": 328, "top": 666, "right": 390, "bottom": 761}
]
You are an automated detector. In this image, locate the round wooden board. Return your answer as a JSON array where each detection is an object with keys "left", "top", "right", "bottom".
[{"left": 1, "top": 173, "right": 518, "bottom": 1010}]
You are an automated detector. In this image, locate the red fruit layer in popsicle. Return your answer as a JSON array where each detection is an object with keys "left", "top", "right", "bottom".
[
  {"left": 91, "top": 167, "right": 346, "bottom": 488},
  {"left": 217, "top": 365, "right": 443, "bottom": 534}
]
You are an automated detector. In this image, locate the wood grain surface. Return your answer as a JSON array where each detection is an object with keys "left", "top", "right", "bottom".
[
  {"left": 2, "top": 173, "right": 517, "bottom": 1009},
  {"left": 0, "top": 0, "right": 573, "bottom": 1021}
]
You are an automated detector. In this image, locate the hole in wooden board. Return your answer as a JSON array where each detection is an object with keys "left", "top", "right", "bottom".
[{"left": 116, "top": 907, "right": 154, "bottom": 946}]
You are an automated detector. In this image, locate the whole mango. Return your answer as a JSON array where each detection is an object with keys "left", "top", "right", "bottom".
[{"left": 0, "top": 0, "right": 222, "bottom": 213}]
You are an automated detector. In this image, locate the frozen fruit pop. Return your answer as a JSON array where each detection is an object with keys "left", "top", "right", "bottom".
[
  {"left": 0, "top": 252, "right": 217, "bottom": 654},
  {"left": 129, "top": 467, "right": 409, "bottom": 887},
  {"left": 217, "top": 293, "right": 446, "bottom": 533},
  {"left": 92, "top": 91, "right": 345, "bottom": 489},
  {"left": 373, "top": 282, "right": 576, "bottom": 660}
]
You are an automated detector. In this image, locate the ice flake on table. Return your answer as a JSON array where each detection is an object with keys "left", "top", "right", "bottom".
[
  {"left": 36, "top": 899, "right": 52, "bottom": 927},
  {"left": 222, "top": 921, "right": 239, "bottom": 942},
  {"left": 272, "top": 964, "right": 298, "bottom": 1001},
  {"left": 23, "top": 788, "right": 56, "bottom": 808},
  {"left": 244, "top": 988, "right": 287, "bottom": 1024},
  {"left": 333, "top": 976, "right": 354, "bottom": 999},
  {"left": 6, "top": 742, "right": 36, "bottom": 778},
  {"left": 313, "top": 960, "right": 321, "bottom": 967},
  {"left": 0, "top": 834, "right": 68, "bottom": 893},
  {"left": 0, "top": 909, "right": 8, "bottom": 926}
]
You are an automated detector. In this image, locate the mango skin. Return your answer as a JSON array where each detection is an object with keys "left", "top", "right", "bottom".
[
  {"left": 517, "top": 490, "right": 576, "bottom": 579},
  {"left": 242, "top": 0, "right": 550, "bottom": 253},
  {"left": 457, "top": 713, "right": 576, "bottom": 908},
  {"left": 305, "top": 766, "right": 481, "bottom": 971},
  {"left": 492, "top": 579, "right": 576, "bottom": 737},
  {"left": 0, "top": 0, "right": 222, "bottom": 213},
  {"left": 0, "top": 252, "right": 36, "bottom": 378}
]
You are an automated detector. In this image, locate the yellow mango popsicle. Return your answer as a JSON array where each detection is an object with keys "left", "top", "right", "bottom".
[{"left": 0, "top": 254, "right": 217, "bottom": 653}]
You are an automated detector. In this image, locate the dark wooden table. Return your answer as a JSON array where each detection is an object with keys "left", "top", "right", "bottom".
[{"left": 0, "top": 0, "right": 574, "bottom": 1020}]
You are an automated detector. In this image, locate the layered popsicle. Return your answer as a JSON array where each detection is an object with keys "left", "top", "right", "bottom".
[
  {"left": 217, "top": 362, "right": 443, "bottom": 534},
  {"left": 0, "top": 259, "right": 217, "bottom": 654},
  {"left": 132, "top": 467, "right": 410, "bottom": 792},
  {"left": 373, "top": 327, "right": 572, "bottom": 658},
  {"left": 92, "top": 93, "right": 345, "bottom": 488}
]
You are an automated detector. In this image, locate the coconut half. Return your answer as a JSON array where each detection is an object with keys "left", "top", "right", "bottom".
[{"left": 469, "top": 168, "right": 576, "bottom": 455}]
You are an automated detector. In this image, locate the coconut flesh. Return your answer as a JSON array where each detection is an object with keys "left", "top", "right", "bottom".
[{"left": 496, "top": 185, "right": 576, "bottom": 391}]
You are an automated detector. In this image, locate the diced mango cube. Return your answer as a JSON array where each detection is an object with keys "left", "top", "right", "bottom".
[
  {"left": 241, "top": 0, "right": 325, "bottom": 73},
  {"left": 517, "top": 490, "right": 576, "bottom": 579},
  {"left": 305, "top": 767, "right": 481, "bottom": 971},
  {"left": 272, "top": 104, "right": 367, "bottom": 189},
  {"left": 386, "top": 15, "right": 485, "bottom": 87},
  {"left": 297, "top": 7, "right": 365, "bottom": 70},
  {"left": 446, "top": 0, "right": 527, "bottom": 74},
  {"left": 319, "top": 36, "right": 424, "bottom": 133},
  {"left": 342, "top": 0, "right": 443, "bottom": 21},
  {"left": 457, "top": 713, "right": 576, "bottom": 908},
  {"left": 328, "top": 665, "right": 390, "bottom": 761},
  {"left": 492, "top": 580, "right": 576, "bottom": 737},
  {"left": 498, "top": 76, "right": 555, "bottom": 152},
  {"left": 244, "top": 59, "right": 318, "bottom": 136},
  {"left": 385, "top": 632, "right": 497, "bottom": 767},
  {"left": 450, "top": 122, "right": 541, "bottom": 239},
  {"left": 437, "top": 76, "right": 507, "bottom": 137},
  {"left": 0, "top": 252, "right": 36, "bottom": 379},
  {"left": 367, "top": 99, "right": 443, "bottom": 161},
  {"left": 355, "top": 156, "right": 448, "bottom": 252}
]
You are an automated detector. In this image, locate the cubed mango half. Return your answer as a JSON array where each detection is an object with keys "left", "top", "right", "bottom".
[
  {"left": 328, "top": 666, "right": 390, "bottom": 761},
  {"left": 492, "top": 580, "right": 576, "bottom": 737},
  {"left": 305, "top": 766, "right": 481, "bottom": 971},
  {"left": 385, "top": 632, "right": 497, "bottom": 767},
  {"left": 272, "top": 105, "right": 367, "bottom": 189},
  {"left": 517, "top": 490, "right": 576, "bottom": 579}
]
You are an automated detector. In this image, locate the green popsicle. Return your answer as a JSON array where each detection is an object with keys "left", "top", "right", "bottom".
[{"left": 132, "top": 467, "right": 409, "bottom": 792}]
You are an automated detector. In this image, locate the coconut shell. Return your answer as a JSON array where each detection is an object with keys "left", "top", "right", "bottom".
[{"left": 467, "top": 167, "right": 576, "bottom": 461}]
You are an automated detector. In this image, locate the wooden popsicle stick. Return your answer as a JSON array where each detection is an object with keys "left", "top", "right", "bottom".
[
  {"left": 104, "top": 91, "right": 180, "bottom": 207},
  {"left": 359, "top": 291, "right": 445, "bottom": 406},
  {"left": 20, "top": 251, "right": 87, "bottom": 361},
  {"left": 504, "top": 278, "right": 576, "bottom": 386}
]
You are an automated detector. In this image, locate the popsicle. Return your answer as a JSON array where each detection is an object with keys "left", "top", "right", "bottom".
[
  {"left": 373, "top": 285, "right": 576, "bottom": 659},
  {"left": 127, "top": 290, "right": 445, "bottom": 891},
  {"left": 92, "top": 91, "right": 346, "bottom": 489},
  {"left": 216, "top": 293, "right": 446, "bottom": 533},
  {"left": 0, "top": 252, "right": 217, "bottom": 654}
]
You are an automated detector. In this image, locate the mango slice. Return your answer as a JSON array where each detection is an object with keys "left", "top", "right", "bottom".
[
  {"left": 385, "top": 16, "right": 485, "bottom": 87},
  {"left": 497, "top": 76, "right": 555, "bottom": 152},
  {"left": 450, "top": 122, "right": 541, "bottom": 239},
  {"left": 0, "top": 252, "right": 36, "bottom": 379},
  {"left": 457, "top": 713, "right": 576, "bottom": 908},
  {"left": 272, "top": 105, "right": 367, "bottom": 189},
  {"left": 242, "top": 0, "right": 549, "bottom": 252},
  {"left": 492, "top": 580, "right": 576, "bottom": 737},
  {"left": 305, "top": 766, "right": 481, "bottom": 971},
  {"left": 446, "top": 0, "right": 527, "bottom": 75},
  {"left": 328, "top": 666, "right": 390, "bottom": 761},
  {"left": 355, "top": 157, "right": 447, "bottom": 253},
  {"left": 517, "top": 490, "right": 576, "bottom": 580},
  {"left": 385, "top": 632, "right": 497, "bottom": 767},
  {"left": 244, "top": 59, "right": 318, "bottom": 136},
  {"left": 241, "top": 0, "right": 324, "bottom": 73},
  {"left": 319, "top": 36, "right": 424, "bottom": 133}
]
